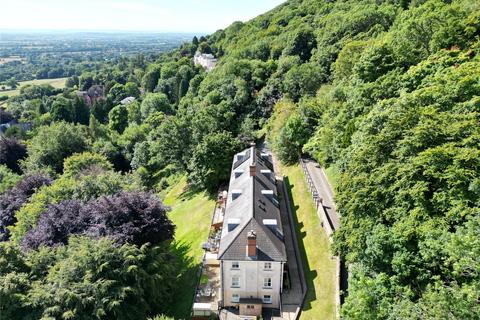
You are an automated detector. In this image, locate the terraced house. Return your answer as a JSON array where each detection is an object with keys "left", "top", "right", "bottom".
[{"left": 218, "top": 145, "right": 287, "bottom": 317}]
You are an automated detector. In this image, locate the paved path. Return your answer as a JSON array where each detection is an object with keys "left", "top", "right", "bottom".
[
  {"left": 277, "top": 178, "right": 304, "bottom": 304},
  {"left": 302, "top": 159, "right": 340, "bottom": 230}
]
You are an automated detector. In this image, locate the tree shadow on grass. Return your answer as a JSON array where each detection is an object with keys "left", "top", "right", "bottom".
[
  {"left": 165, "top": 240, "right": 201, "bottom": 319},
  {"left": 283, "top": 176, "right": 318, "bottom": 312},
  {"left": 178, "top": 183, "right": 217, "bottom": 202}
]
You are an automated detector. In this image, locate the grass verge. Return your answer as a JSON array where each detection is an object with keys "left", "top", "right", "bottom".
[
  {"left": 162, "top": 176, "right": 215, "bottom": 319},
  {"left": 324, "top": 164, "right": 341, "bottom": 192},
  {"left": 280, "top": 163, "right": 337, "bottom": 320}
]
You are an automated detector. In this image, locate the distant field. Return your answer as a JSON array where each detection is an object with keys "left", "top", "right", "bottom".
[
  {"left": 0, "top": 77, "right": 68, "bottom": 97},
  {"left": 162, "top": 176, "right": 215, "bottom": 319},
  {"left": 0, "top": 56, "right": 25, "bottom": 65}
]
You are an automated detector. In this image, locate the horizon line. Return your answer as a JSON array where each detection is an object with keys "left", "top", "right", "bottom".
[{"left": 0, "top": 28, "right": 214, "bottom": 35}]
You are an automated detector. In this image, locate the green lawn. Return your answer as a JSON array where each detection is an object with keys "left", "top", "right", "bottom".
[
  {"left": 162, "top": 176, "right": 216, "bottom": 319},
  {"left": 0, "top": 77, "right": 68, "bottom": 97},
  {"left": 280, "top": 164, "right": 337, "bottom": 320}
]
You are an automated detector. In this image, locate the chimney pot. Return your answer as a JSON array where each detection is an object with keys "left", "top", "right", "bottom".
[
  {"left": 247, "top": 230, "right": 257, "bottom": 257},
  {"left": 249, "top": 163, "right": 256, "bottom": 177}
]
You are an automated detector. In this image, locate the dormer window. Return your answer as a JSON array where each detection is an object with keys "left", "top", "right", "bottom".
[
  {"left": 234, "top": 170, "right": 244, "bottom": 179},
  {"left": 236, "top": 153, "right": 245, "bottom": 161},
  {"left": 231, "top": 189, "right": 242, "bottom": 200},
  {"left": 227, "top": 218, "right": 240, "bottom": 232},
  {"left": 261, "top": 190, "right": 274, "bottom": 197},
  {"left": 262, "top": 190, "right": 278, "bottom": 206},
  {"left": 260, "top": 169, "right": 273, "bottom": 181},
  {"left": 263, "top": 219, "right": 278, "bottom": 233}
]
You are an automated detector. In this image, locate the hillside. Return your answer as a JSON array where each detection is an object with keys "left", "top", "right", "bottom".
[
  {"left": 0, "top": 0, "right": 479, "bottom": 319},
  {"left": 184, "top": 0, "right": 480, "bottom": 318}
]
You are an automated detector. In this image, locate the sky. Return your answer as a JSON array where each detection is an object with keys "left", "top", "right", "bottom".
[{"left": 0, "top": 0, "right": 286, "bottom": 33}]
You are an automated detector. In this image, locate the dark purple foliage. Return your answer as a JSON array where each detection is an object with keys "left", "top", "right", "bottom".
[
  {"left": 21, "top": 200, "right": 90, "bottom": 250},
  {"left": 0, "top": 173, "right": 52, "bottom": 241},
  {"left": 0, "top": 108, "right": 13, "bottom": 124},
  {"left": 0, "top": 137, "right": 28, "bottom": 174},
  {"left": 86, "top": 192, "right": 175, "bottom": 246},
  {"left": 22, "top": 192, "right": 175, "bottom": 250}
]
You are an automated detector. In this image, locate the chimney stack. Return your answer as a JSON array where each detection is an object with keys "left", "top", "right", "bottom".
[
  {"left": 249, "top": 163, "right": 256, "bottom": 177},
  {"left": 247, "top": 230, "right": 257, "bottom": 257}
]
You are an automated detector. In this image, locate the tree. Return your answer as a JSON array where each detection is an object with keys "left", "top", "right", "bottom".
[
  {"left": 0, "top": 108, "right": 13, "bottom": 124},
  {"left": 65, "top": 76, "right": 79, "bottom": 88},
  {"left": 283, "top": 62, "right": 324, "bottom": 101},
  {"left": 125, "top": 82, "right": 140, "bottom": 98},
  {"left": 90, "top": 99, "right": 112, "bottom": 123},
  {"left": 192, "top": 36, "right": 199, "bottom": 47},
  {"left": 107, "top": 83, "right": 128, "bottom": 105},
  {"left": 5, "top": 77, "right": 18, "bottom": 90},
  {"left": 143, "top": 117, "right": 190, "bottom": 174},
  {"left": 0, "top": 173, "right": 51, "bottom": 241},
  {"left": 22, "top": 192, "right": 174, "bottom": 250},
  {"left": 50, "top": 96, "right": 74, "bottom": 122},
  {"left": 0, "top": 165, "right": 20, "bottom": 194},
  {"left": 63, "top": 152, "right": 113, "bottom": 178},
  {"left": 142, "top": 65, "right": 161, "bottom": 92},
  {"left": 0, "top": 242, "right": 31, "bottom": 319},
  {"left": 282, "top": 27, "right": 317, "bottom": 62},
  {"left": 72, "top": 96, "right": 90, "bottom": 125},
  {"left": 188, "top": 132, "right": 242, "bottom": 190},
  {"left": 22, "top": 237, "right": 178, "bottom": 319},
  {"left": 198, "top": 42, "right": 212, "bottom": 54},
  {"left": 140, "top": 93, "right": 173, "bottom": 120},
  {"left": 23, "top": 122, "right": 90, "bottom": 174},
  {"left": 0, "top": 137, "right": 27, "bottom": 174},
  {"left": 108, "top": 105, "right": 129, "bottom": 133},
  {"left": 79, "top": 73, "right": 94, "bottom": 91},
  {"left": 274, "top": 113, "right": 311, "bottom": 164}
]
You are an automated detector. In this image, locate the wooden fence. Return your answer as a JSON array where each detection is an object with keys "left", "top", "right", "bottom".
[{"left": 299, "top": 158, "right": 335, "bottom": 237}]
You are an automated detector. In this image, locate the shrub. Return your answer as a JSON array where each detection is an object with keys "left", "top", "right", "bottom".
[
  {"left": 0, "top": 137, "right": 27, "bottom": 174},
  {"left": 0, "top": 174, "right": 51, "bottom": 241},
  {"left": 22, "top": 192, "right": 174, "bottom": 250}
]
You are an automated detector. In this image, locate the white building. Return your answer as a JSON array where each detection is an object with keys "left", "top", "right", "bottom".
[
  {"left": 194, "top": 52, "right": 217, "bottom": 72},
  {"left": 218, "top": 145, "right": 287, "bottom": 317}
]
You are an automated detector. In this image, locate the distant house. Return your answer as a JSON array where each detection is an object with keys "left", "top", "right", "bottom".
[
  {"left": 76, "top": 85, "right": 105, "bottom": 106},
  {"left": 120, "top": 96, "right": 136, "bottom": 105},
  {"left": 218, "top": 145, "right": 286, "bottom": 317},
  {"left": 194, "top": 52, "right": 217, "bottom": 72},
  {"left": 0, "top": 120, "right": 31, "bottom": 136}
]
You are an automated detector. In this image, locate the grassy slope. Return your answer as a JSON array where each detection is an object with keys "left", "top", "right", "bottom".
[
  {"left": 324, "top": 164, "right": 341, "bottom": 192},
  {"left": 0, "top": 77, "right": 68, "bottom": 97},
  {"left": 280, "top": 164, "right": 337, "bottom": 320},
  {"left": 162, "top": 176, "right": 215, "bottom": 319}
]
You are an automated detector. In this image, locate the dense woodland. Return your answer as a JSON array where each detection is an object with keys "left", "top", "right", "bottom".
[{"left": 0, "top": 0, "right": 479, "bottom": 319}]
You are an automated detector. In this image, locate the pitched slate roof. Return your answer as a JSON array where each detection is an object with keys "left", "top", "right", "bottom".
[{"left": 218, "top": 145, "right": 286, "bottom": 262}]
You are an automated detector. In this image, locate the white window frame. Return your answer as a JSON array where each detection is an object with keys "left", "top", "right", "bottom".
[
  {"left": 231, "top": 293, "right": 240, "bottom": 303},
  {"left": 263, "top": 295, "right": 272, "bottom": 304},
  {"left": 264, "top": 262, "right": 272, "bottom": 270},
  {"left": 263, "top": 277, "right": 272, "bottom": 288},
  {"left": 232, "top": 276, "right": 240, "bottom": 288},
  {"left": 232, "top": 261, "right": 239, "bottom": 269}
]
